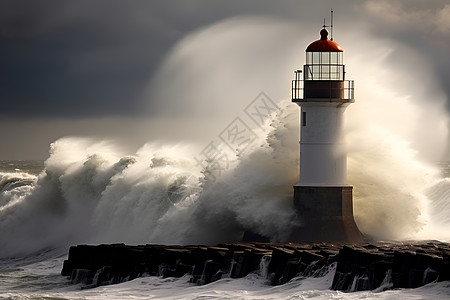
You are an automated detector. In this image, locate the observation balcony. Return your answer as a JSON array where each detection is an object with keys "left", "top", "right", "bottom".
[{"left": 292, "top": 69, "right": 354, "bottom": 102}]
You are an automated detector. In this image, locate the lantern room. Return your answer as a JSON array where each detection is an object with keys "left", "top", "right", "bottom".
[
  {"left": 292, "top": 28, "right": 354, "bottom": 101},
  {"left": 305, "top": 29, "right": 344, "bottom": 81}
]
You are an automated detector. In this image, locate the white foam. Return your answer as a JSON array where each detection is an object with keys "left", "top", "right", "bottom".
[{"left": 1, "top": 16, "right": 450, "bottom": 258}]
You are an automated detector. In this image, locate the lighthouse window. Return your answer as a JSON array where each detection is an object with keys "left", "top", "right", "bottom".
[
  {"left": 306, "top": 52, "right": 313, "bottom": 64},
  {"left": 302, "top": 112, "right": 307, "bottom": 126},
  {"left": 305, "top": 51, "right": 344, "bottom": 80},
  {"left": 322, "top": 52, "right": 329, "bottom": 64}
]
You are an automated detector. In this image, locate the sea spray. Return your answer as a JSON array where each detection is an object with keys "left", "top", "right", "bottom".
[
  {"left": 347, "top": 125, "right": 438, "bottom": 240},
  {"left": 2, "top": 17, "right": 450, "bottom": 258},
  {"left": 148, "top": 15, "right": 449, "bottom": 241},
  {"left": 145, "top": 101, "right": 300, "bottom": 245},
  {"left": 426, "top": 178, "right": 450, "bottom": 226},
  {"left": 0, "top": 172, "right": 36, "bottom": 210},
  {"left": 341, "top": 26, "right": 447, "bottom": 240},
  {"left": 0, "top": 102, "right": 298, "bottom": 257},
  {"left": 417, "top": 178, "right": 450, "bottom": 241},
  {"left": 0, "top": 99, "right": 449, "bottom": 258}
]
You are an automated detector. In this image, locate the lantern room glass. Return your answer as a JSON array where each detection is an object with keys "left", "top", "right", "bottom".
[{"left": 304, "top": 51, "right": 344, "bottom": 81}]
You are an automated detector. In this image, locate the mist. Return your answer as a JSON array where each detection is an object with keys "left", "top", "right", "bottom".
[
  {"left": 146, "top": 14, "right": 448, "bottom": 162},
  {"left": 1, "top": 1, "right": 450, "bottom": 160},
  {"left": 1, "top": 14, "right": 450, "bottom": 257},
  {"left": 146, "top": 16, "right": 449, "bottom": 240}
]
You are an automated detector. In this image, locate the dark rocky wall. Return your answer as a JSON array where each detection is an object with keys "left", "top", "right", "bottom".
[{"left": 61, "top": 241, "right": 450, "bottom": 291}]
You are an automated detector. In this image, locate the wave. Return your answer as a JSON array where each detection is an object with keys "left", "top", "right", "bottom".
[
  {"left": 0, "top": 101, "right": 449, "bottom": 258},
  {"left": 0, "top": 102, "right": 297, "bottom": 257},
  {"left": 2, "top": 16, "right": 450, "bottom": 257}
]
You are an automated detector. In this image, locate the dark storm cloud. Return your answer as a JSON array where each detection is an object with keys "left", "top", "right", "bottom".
[
  {"left": 0, "top": 1, "right": 239, "bottom": 118},
  {"left": 362, "top": 0, "right": 450, "bottom": 108},
  {"left": 0, "top": 0, "right": 192, "bottom": 118},
  {"left": 0, "top": 0, "right": 360, "bottom": 119},
  {"left": 1, "top": 0, "right": 449, "bottom": 160}
]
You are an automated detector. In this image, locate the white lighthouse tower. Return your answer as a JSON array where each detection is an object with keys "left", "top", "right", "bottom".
[{"left": 291, "top": 26, "right": 363, "bottom": 243}]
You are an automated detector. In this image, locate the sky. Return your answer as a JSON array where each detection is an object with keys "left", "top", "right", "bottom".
[{"left": 1, "top": 0, "right": 450, "bottom": 160}]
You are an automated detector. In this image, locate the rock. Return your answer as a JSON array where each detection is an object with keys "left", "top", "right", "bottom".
[
  {"left": 267, "top": 247, "right": 299, "bottom": 285},
  {"left": 368, "top": 260, "right": 393, "bottom": 290},
  {"left": 197, "top": 260, "right": 221, "bottom": 285},
  {"left": 61, "top": 241, "right": 450, "bottom": 291},
  {"left": 331, "top": 245, "right": 392, "bottom": 291}
]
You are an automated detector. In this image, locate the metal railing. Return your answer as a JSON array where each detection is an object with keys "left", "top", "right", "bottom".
[{"left": 292, "top": 79, "right": 354, "bottom": 101}]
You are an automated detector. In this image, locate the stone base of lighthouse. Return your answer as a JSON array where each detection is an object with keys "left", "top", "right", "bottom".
[{"left": 290, "top": 186, "right": 364, "bottom": 243}]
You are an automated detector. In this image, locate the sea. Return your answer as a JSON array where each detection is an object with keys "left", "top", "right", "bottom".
[{"left": 1, "top": 103, "right": 450, "bottom": 299}]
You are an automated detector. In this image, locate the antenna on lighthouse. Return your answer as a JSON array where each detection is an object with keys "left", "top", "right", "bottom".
[{"left": 330, "top": 9, "right": 334, "bottom": 40}]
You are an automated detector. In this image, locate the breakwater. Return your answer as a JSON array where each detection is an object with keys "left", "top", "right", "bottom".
[{"left": 61, "top": 241, "right": 450, "bottom": 291}]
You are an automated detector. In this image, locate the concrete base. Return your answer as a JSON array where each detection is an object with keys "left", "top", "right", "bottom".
[{"left": 290, "top": 185, "right": 364, "bottom": 243}]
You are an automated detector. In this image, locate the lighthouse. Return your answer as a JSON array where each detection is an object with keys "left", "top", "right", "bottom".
[{"left": 290, "top": 26, "right": 363, "bottom": 243}]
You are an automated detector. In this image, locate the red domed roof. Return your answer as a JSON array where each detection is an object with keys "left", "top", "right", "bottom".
[{"left": 306, "top": 29, "right": 343, "bottom": 52}]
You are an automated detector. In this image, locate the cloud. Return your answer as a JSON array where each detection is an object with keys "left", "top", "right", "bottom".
[
  {"left": 365, "top": 1, "right": 450, "bottom": 35},
  {"left": 363, "top": 0, "right": 450, "bottom": 109},
  {"left": 146, "top": 16, "right": 303, "bottom": 119},
  {"left": 1, "top": 0, "right": 449, "bottom": 160},
  {"left": 0, "top": 1, "right": 185, "bottom": 119}
]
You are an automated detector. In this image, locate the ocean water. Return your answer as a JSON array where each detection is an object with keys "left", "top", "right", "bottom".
[
  {"left": 1, "top": 245, "right": 450, "bottom": 300},
  {"left": 1, "top": 102, "right": 450, "bottom": 299},
  {"left": 1, "top": 247, "right": 450, "bottom": 300}
]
